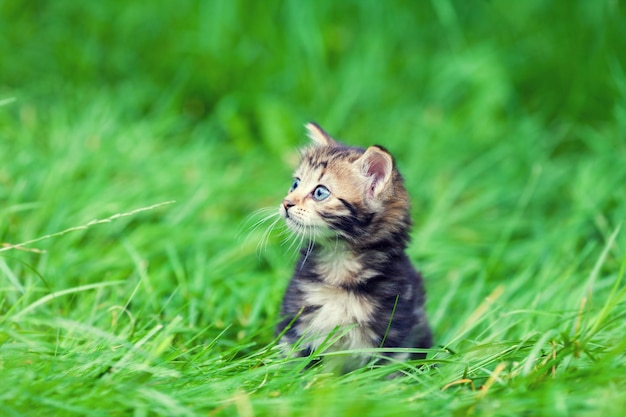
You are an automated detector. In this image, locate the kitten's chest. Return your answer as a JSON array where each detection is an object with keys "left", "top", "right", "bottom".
[
  {"left": 298, "top": 282, "right": 377, "bottom": 350},
  {"left": 295, "top": 250, "right": 379, "bottom": 350},
  {"left": 313, "top": 246, "right": 372, "bottom": 287}
]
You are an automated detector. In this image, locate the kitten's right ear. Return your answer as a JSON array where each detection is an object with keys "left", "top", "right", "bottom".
[{"left": 306, "top": 122, "right": 336, "bottom": 147}]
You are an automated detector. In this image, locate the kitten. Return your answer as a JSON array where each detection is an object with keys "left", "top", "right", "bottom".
[{"left": 276, "top": 123, "right": 432, "bottom": 371}]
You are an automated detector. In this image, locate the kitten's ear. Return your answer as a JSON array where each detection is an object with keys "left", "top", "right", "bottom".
[
  {"left": 306, "top": 122, "right": 336, "bottom": 147},
  {"left": 359, "top": 146, "right": 394, "bottom": 199}
]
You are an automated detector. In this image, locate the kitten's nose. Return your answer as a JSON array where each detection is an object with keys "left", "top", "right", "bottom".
[{"left": 282, "top": 199, "right": 295, "bottom": 211}]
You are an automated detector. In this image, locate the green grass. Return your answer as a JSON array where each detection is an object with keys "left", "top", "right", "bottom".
[{"left": 1, "top": 1, "right": 625, "bottom": 416}]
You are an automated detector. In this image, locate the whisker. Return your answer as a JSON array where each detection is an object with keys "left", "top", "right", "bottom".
[
  {"left": 241, "top": 207, "right": 276, "bottom": 229},
  {"left": 249, "top": 213, "right": 277, "bottom": 234},
  {"left": 257, "top": 215, "right": 282, "bottom": 256},
  {"left": 299, "top": 224, "right": 316, "bottom": 270},
  {"left": 297, "top": 223, "right": 308, "bottom": 255},
  {"left": 241, "top": 206, "right": 291, "bottom": 258},
  {"left": 284, "top": 222, "right": 302, "bottom": 255},
  {"left": 240, "top": 207, "right": 279, "bottom": 241},
  {"left": 278, "top": 226, "right": 293, "bottom": 241}
]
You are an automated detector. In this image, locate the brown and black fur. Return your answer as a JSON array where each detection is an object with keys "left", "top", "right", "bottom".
[{"left": 276, "top": 123, "right": 432, "bottom": 371}]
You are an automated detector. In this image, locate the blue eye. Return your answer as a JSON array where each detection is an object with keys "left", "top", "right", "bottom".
[
  {"left": 312, "top": 185, "right": 330, "bottom": 201},
  {"left": 289, "top": 178, "right": 300, "bottom": 192}
]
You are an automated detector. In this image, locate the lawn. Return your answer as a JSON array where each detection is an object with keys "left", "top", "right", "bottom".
[{"left": 1, "top": 1, "right": 625, "bottom": 416}]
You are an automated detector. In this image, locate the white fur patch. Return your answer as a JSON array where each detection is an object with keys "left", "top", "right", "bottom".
[
  {"left": 315, "top": 244, "right": 363, "bottom": 286},
  {"left": 298, "top": 282, "right": 377, "bottom": 352}
]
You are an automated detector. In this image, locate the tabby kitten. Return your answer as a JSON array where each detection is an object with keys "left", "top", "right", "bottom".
[{"left": 276, "top": 123, "right": 432, "bottom": 371}]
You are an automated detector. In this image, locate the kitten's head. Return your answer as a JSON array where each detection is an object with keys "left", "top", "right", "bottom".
[{"left": 279, "top": 123, "right": 411, "bottom": 248}]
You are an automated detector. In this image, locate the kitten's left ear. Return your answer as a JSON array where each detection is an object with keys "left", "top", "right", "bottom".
[
  {"left": 306, "top": 122, "right": 336, "bottom": 147},
  {"left": 359, "top": 146, "right": 394, "bottom": 199}
]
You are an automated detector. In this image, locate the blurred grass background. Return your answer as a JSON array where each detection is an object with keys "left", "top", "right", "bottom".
[{"left": 1, "top": 1, "right": 625, "bottom": 416}]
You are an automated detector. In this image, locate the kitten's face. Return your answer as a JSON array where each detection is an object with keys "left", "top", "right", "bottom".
[
  {"left": 279, "top": 153, "right": 362, "bottom": 236},
  {"left": 279, "top": 123, "right": 398, "bottom": 242}
]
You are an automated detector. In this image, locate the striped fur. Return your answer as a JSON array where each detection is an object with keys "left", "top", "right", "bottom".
[{"left": 276, "top": 123, "right": 432, "bottom": 371}]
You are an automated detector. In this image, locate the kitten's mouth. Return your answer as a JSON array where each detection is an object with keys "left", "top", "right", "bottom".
[
  {"left": 285, "top": 217, "right": 337, "bottom": 242},
  {"left": 281, "top": 207, "right": 303, "bottom": 229}
]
